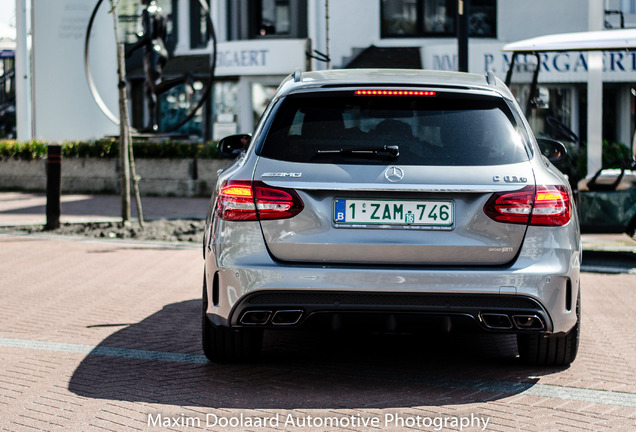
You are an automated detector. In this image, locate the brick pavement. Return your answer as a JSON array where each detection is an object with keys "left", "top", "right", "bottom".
[{"left": 0, "top": 233, "right": 635, "bottom": 432}]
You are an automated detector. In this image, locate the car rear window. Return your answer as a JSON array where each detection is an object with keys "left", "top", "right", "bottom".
[{"left": 259, "top": 91, "right": 530, "bottom": 166}]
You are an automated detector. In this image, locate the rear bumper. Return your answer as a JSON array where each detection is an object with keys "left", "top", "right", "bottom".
[
  {"left": 205, "top": 262, "right": 579, "bottom": 335},
  {"left": 205, "top": 224, "right": 581, "bottom": 334},
  {"left": 230, "top": 291, "right": 551, "bottom": 333}
]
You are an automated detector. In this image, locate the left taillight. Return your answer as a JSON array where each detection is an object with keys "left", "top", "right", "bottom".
[
  {"left": 216, "top": 180, "right": 304, "bottom": 221},
  {"left": 484, "top": 185, "right": 571, "bottom": 227}
]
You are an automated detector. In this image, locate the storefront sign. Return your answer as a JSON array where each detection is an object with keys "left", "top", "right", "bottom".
[
  {"left": 212, "top": 122, "right": 237, "bottom": 141},
  {"left": 424, "top": 42, "right": 636, "bottom": 83},
  {"left": 31, "top": 0, "right": 118, "bottom": 141},
  {"left": 215, "top": 39, "right": 308, "bottom": 76}
]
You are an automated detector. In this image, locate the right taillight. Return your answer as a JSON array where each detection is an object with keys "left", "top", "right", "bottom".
[
  {"left": 484, "top": 185, "right": 571, "bottom": 227},
  {"left": 216, "top": 180, "right": 304, "bottom": 221},
  {"left": 529, "top": 185, "right": 572, "bottom": 226}
]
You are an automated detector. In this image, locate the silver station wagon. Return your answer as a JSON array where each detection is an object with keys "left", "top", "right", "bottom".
[{"left": 202, "top": 69, "right": 581, "bottom": 366}]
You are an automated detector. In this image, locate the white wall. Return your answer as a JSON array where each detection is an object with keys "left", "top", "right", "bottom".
[
  {"left": 498, "top": 0, "right": 589, "bottom": 42},
  {"left": 327, "top": 0, "right": 380, "bottom": 68}
]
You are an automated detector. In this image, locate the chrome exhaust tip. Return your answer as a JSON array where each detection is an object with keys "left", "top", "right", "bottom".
[
  {"left": 512, "top": 314, "right": 545, "bottom": 330},
  {"left": 480, "top": 313, "right": 513, "bottom": 330},
  {"left": 271, "top": 310, "right": 303, "bottom": 325},
  {"left": 240, "top": 310, "right": 272, "bottom": 325}
]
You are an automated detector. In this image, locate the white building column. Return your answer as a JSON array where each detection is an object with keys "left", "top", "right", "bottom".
[
  {"left": 174, "top": 0, "right": 190, "bottom": 55},
  {"left": 307, "top": 0, "right": 327, "bottom": 71},
  {"left": 15, "top": 0, "right": 32, "bottom": 141},
  {"left": 570, "top": 87, "right": 579, "bottom": 139},
  {"left": 213, "top": 0, "right": 227, "bottom": 43},
  {"left": 587, "top": 0, "right": 604, "bottom": 176},
  {"left": 618, "top": 84, "right": 632, "bottom": 148},
  {"left": 238, "top": 77, "right": 253, "bottom": 133}
]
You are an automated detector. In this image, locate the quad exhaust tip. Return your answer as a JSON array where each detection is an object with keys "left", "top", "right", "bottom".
[
  {"left": 239, "top": 309, "right": 304, "bottom": 326},
  {"left": 272, "top": 310, "right": 303, "bottom": 325},
  {"left": 512, "top": 314, "right": 545, "bottom": 330},
  {"left": 481, "top": 313, "right": 545, "bottom": 331},
  {"left": 481, "top": 313, "right": 513, "bottom": 329},
  {"left": 240, "top": 310, "right": 272, "bottom": 325}
]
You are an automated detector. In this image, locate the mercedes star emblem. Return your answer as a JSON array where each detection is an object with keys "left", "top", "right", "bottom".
[{"left": 385, "top": 166, "right": 405, "bottom": 182}]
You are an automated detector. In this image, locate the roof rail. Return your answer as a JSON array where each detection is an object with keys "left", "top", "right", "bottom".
[{"left": 293, "top": 68, "right": 302, "bottom": 83}]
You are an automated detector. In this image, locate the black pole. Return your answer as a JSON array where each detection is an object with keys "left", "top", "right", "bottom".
[
  {"left": 525, "top": 52, "right": 542, "bottom": 118},
  {"left": 45, "top": 144, "right": 62, "bottom": 231},
  {"left": 457, "top": 0, "right": 469, "bottom": 72},
  {"left": 505, "top": 52, "right": 517, "bottom": 87}
]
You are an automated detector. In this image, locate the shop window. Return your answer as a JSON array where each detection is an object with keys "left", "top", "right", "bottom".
[
  {"left": 213, "top": 81, "right": 240, "bottom": 140},
  {"left": 622, "top": 0, "right": 636, "bottom": 14},
  {"left": 259, "top": 0, "right": 291, "bottom": 35},
  {"left": 228, "top": 0, "right": 307, "bottom": 40},
  {"left": 381, "top": 0, "right": 496, "bottom": 38},
  {"left": 119, "top": 0, "right": 176, "bottom": 49},
  {"left": 252, "top": 83, "right": 278, "bottom": 126},
  {"left": 159, "top": 82, "right": 206, "bottom": 135},
  {"left": 523, "top": 86, "right": 575, "bottom": 142},
  {"left": 190, "top": 0, "right": 210, "bottom": 49}
]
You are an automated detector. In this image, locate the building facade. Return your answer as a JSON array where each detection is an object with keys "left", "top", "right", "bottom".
[{"left": 124, "top": 0, "right": 636, "bottom": 161}]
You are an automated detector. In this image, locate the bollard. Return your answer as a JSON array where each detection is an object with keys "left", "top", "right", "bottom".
[{"left": 45, "top": 144, "right": 62, "bottom": 231}]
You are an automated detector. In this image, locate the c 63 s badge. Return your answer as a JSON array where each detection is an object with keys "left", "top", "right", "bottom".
[{"left": 493, "top": 175, "right": 527, "bottom": 183}]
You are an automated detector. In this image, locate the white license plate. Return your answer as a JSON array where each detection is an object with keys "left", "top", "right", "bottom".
[{"left": 334, "top": 199, "right": 454, "bottom": 226}]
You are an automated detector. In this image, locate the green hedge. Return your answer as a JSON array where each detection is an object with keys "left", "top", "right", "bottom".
[
  {"left": 0, "top": 139, "right": 220, "bottom": 160},
  {"left": 571, "top": 140, "right": 633, "bottom": 181}
]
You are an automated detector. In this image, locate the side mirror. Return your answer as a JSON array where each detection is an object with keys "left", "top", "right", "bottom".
[
  {"left": 536, "top": 138, "right": 567, "bottom": 164},
  {"left": 218, "top": 134, "right": 251, "bottom": 158}
]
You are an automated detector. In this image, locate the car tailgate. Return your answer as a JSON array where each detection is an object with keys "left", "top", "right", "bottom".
[{"left": 253, "top": 159, "right": 535, "bottom": 266}]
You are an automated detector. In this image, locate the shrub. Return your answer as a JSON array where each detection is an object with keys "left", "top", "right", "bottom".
[
  {"left": 0, "top": 140, "right": 48, "bottom": 160},
  {"left": 573, "top": 140, "right": 633, "bottom": 179},
  {"left": 0, "top": 139, "right": 220, "bottom": 160}
]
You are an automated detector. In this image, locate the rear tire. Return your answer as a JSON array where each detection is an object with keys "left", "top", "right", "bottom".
[
  {"left": 201, "top": 275, "right": 263, "bottom": 363},
  {"left": 517, "top": 295, "right": 580, "bottom": 366}
]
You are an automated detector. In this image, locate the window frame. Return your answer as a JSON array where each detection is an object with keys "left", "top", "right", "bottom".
[
  {"left": 190, "top": 0, "right": 210, "bottom": 49},
  {"left": 380, "top": 0, "right": 497, "bottom": 39},
  {"left": 227, "top": 0, "right": 307, "bottom": 41}
]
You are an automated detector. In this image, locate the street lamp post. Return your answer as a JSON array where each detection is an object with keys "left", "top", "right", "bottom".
[{"left": 457, "top": 0, "right": 469, "bottom": 72}]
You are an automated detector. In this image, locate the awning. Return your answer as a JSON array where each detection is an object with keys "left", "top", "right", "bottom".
[
  {"left": 126, "top": 54, "right": 211, "bottom": 80},
  {"left": 345, "top": 45, "right": 422, "bottom": 69},
  {"left": 502, "top": 28, "right": 636, "bottom": 53}
]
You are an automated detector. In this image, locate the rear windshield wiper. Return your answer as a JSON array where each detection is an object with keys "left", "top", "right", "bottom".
[{"left": 315, "top": 145, "right": 399, "bottom": 160}]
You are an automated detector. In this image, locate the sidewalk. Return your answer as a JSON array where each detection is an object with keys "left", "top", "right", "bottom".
[
  {"left": 1, "top": 191, "right": 635, "bottom": 254},
  {"left": 0, "top": 191, "right": 210, "bottom": 226}
]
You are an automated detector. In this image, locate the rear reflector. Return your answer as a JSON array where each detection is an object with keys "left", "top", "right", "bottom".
[
  {"left": 484, "top": 185, "right": 571, "bottom": 226},
  {"left": 216, "top": 180, "right": 304, "bottom": 221},
  {"left": 354, "top": 90, "right": 437, "bottom": 96}
]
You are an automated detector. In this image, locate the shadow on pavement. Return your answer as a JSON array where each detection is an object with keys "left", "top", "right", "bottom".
[
  {"left": 69, "top": 300, "right": 567, "bottom": 409},
  {"left": 581, "top": 250, "right": 636, "bottom": 273}
]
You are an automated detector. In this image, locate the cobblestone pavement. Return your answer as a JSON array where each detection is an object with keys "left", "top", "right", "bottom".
[{"left": 0, "top": 233, "right": 635, "bottom": 432}]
